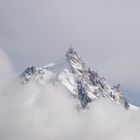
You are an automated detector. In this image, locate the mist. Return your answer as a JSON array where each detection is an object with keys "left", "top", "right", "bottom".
[{"left": 0, "top": 49, "right": 140, "bottom": 140}]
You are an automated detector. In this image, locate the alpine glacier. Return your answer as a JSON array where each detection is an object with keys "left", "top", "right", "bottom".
[{"left": 21, "top": 48, "right": 138, "bottom": 110}]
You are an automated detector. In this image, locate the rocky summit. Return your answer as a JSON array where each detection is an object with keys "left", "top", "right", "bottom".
[{"left": 21, "top": 48, "right": 138, "bottom": 110}]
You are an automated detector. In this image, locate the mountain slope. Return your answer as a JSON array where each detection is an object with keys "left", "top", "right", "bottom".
[{"left": 21, "top": 48, "right": 138, "bottom": 110}]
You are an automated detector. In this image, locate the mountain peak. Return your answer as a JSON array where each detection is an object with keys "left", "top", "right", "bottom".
[
  {"left": 21, "top": 49, "right": 138, "bottom": 110},
  {"left": 66, "top": 47, "right": 87, "bottom": 75},
  {"left": 66, "top": 47, "right": 77, "bottom": 55}
]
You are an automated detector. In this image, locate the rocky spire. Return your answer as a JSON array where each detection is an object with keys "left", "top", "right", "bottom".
[
  {"left": 113, "top": 84, "right": 121, "bottom": 92},
  {"left": 66, "top": 47, "right": 87, "bottom": 75},
  {"left": 67, "top": 47, "right": 77, "bottom": 54}
]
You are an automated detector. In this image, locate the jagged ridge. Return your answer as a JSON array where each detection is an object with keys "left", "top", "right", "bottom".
[{"left": 21, "top": 48, "right": 138, "bottom": 110}]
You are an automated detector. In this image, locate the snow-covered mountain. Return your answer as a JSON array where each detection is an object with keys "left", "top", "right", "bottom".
[{"left": 21, "top": 48, "right": 138, "bottom": 110}]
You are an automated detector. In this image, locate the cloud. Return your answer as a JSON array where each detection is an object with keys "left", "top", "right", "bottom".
[
  {"left": 0, "top": 49, "right": 140, "bottom": 140},
  {"left": 0, "top": 48, "right": 14, "bottom": 93}
]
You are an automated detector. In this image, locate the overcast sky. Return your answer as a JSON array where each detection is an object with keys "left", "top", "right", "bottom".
[{"left": 0, "top": 0, "right": 140, "bottom": 105}]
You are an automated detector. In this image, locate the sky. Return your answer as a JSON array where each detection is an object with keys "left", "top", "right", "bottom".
[{"left": 0, "top": 0, "right": 140, "bottom": 105}]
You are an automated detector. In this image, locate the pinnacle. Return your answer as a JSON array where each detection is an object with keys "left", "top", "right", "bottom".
[{"left": 66, "top": 47, "right": 77, "bottom": 55}]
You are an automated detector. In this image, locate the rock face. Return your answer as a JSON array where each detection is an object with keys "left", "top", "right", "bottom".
[{"left": 21, "top": 48, "right": 138, "bottom": 110}]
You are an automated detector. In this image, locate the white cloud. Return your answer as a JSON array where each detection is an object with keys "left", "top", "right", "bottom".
[
  {"left": 0, "top": 48, "right": 14, "bottom": 93},
  {"left": 0, "top": 49, "right": 140, "bottom": 140}
]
